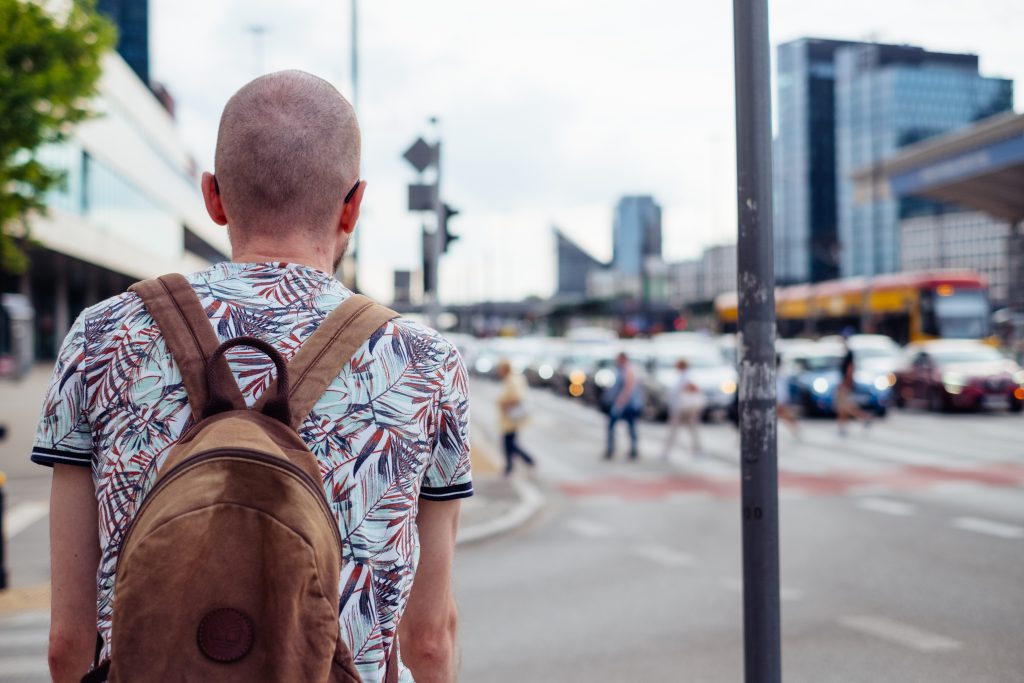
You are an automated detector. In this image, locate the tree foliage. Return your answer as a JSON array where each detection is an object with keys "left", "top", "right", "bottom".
[{"left": 0, "top": 0, "right": 114, "bottom": 274}]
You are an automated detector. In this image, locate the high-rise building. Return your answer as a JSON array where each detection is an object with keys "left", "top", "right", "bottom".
[
  {"left": 98, "top": 0, "right": 150, "bottom": 85},
  {"left": 774, "top": 38, "right": 864, "bottom": 285},
  {"left": 612, "top": 196, "right": 662, "bottom": 277},
  {"left": 835, "top": 43, "right": 1012, "bottom": 277},
  {"left": 554, "top": 227, "right": 604, "bottom": 297}
]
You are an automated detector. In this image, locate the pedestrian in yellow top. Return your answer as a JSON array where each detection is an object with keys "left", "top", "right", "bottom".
[{"left": 496, "top": 359, "right": 536, "bottom": 476}]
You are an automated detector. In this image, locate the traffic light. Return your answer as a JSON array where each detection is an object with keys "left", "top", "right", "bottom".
[{"left": 439, "top": 203, "right": 460, "bottom": 254}]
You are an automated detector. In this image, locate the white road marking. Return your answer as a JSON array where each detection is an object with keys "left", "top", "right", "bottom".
[
  {"left": 564, "top": 519, "right": 612, "bottom": 539},
  {"left": 838, "top": 615, "right": 961, "bottom": 652},
  {"left": 457, "top": 477, "right": 544, "bottom": 545},
  {"left": 952, "top": 517, "right": 1024, "bottom": 540},
  {"left": 856, "top": 498, "right": 916, "bottom": 517},
  {"left": 4, "top": 501, "right": 49, "bottom": 538},
  {"left": 0, "top": 629, "right": 48, "bottom": 649},
  {"left": 632, "top": 544, "right": 694, "bottom": 568}
]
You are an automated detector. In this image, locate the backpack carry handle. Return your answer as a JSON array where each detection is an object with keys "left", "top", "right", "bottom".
[{"left": 203, "top": 337, "right": 292, "bottom": 425}]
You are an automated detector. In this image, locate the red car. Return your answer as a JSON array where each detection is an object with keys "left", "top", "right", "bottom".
[{"left": 894, "top": 340, "right": 1024, "bottom": 413}]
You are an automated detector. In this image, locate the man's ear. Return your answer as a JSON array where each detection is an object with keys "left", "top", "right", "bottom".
[
  {"left": 338, "top": 180, "right": 366, "bottom": 236},
  {"left": 201, "top": 172, "right": 228, "bottom": 226}
]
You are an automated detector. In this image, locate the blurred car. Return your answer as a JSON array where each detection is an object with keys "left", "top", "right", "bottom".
[
  {"left": 784, "top": 343, "right": 893, "bottom": 417},
  {"left": 646, "top": 343, "right": 738, "bottom": 421},
  {"left": 553, "top": 345, "right": 616, "bottom": 400},
  {"left": 894, "top": 340, "right": 1024, "bottom": 413}
]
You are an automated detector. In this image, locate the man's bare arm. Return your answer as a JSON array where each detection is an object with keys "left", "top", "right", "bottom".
[
  {"left": 48, "top": 464, "right": 100, "bottom": 682},
  {"left": 399, "top": 498, "right": 461, "bottom": 683}
]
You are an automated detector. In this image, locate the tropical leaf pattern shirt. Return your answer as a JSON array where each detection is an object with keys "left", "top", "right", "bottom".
[{"left": 31, "top": 262, "right": 473, "bottom": 683}]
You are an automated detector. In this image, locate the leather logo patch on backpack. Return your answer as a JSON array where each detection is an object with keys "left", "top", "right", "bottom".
[{"left": 197, "top": 608, "right": 254, "bottom": 663}]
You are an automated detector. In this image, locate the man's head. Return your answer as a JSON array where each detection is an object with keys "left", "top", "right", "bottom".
[
  {"left": 616, "top": 352, "right": 629, "bottom": 368},
  {"left": 202, "top": 70, "right": 363, "bottom": 270},
  {"left": 496, "top": 359, "right": 512, "bottom": 379}
]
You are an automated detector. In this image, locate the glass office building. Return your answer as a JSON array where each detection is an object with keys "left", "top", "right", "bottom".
[
  {"left": 612, "top": 196, "right": 662, "bottom": 277},
  {"left": 98, "top": 0, "right": 150, "bottom": 85},
  {"left": 774, "top": 38, "right": 864, "bottom": 285},
  {"left": 835, "top": 43, "right": 1012, "bottom": 277}
]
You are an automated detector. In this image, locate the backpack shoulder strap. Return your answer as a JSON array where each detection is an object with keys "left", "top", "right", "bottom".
[
  {"left": 254, "top": 294, "right": 398, "bottom": 430},
  {"left": 129, "top": 274, "right": 245, "bottom": 417}
]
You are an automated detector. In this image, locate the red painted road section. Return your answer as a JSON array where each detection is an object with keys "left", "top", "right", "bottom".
[{"left": 558, "top": 462, "right": 1024, "bottom": 501}]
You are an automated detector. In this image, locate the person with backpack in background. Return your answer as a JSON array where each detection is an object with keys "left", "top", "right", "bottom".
[
  {"left": 34, "top": 71, "right": 471, "bottom": 683},
  {"left": 495, "top": 358, "right": 536, "bottom": 475},
  {"left": 660, "top": 358, "right": 706, "bottom": 459},
  {"left": 603, "top": 352, "right": 644, "bottom": 461}
]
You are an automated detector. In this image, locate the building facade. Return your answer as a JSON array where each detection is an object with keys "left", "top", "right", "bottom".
[
  {"left": 1, "top": 52, "right": 228, "bottom": 361},
  {"left": 555, "top": 227, "right": 605, "bottom": 297},
  {"left": 901, "top": 211, "right": 1010, "bottom": 305},
  {"left": 97, "top": 0, "right": 150, "bottom": 86},
  {"left": 835, "top": 43, "right": 1012, "bottom": 278},
  {"left": 774, "top": 38, "right": 864, "bottom": 285},
  {"left": 668, "top": 243, "right": 737, "bottom": 307},
  {"left": 612, "top": 196, "right": 662, "bottom": 277}
]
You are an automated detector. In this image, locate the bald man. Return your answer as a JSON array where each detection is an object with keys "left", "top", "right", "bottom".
[{"left": 37, "top": 71, "right": 471, "bottom": 683}]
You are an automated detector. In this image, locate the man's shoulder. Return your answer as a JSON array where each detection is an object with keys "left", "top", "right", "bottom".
[{"left": 386, "top": 316, "right": 461, "bottom": 361}]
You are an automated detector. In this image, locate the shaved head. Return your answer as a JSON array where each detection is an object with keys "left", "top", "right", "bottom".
[{"left": 214, "top": 70, "right": 360, "bottom": 243}]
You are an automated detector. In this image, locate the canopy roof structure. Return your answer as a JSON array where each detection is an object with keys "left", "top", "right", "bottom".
[{"left": 853, "top": 111, "right": 1024, "bottom": 222}]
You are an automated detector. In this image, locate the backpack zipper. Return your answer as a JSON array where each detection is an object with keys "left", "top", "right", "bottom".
[{"left": 120, "top": 448, "right": 343, "bottom": 556}]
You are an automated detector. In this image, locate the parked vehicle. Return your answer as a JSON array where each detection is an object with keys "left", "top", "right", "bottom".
[
  {"left": 784, "top": 343, "right": 893, "bottom": 417},
  {"left": 894, "top": 340, "right": 1024, "bottom": 413},
  {"left": 646, "top": 343, "right": 738, "bottom": 421}
]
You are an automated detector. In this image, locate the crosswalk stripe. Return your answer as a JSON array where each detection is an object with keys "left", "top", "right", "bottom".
[
  {"left": 4, "top": 502, "right": 49, "bottom": 538},
  {"left": 952, "top": 517, "right": 1024, "bottom": 539}
]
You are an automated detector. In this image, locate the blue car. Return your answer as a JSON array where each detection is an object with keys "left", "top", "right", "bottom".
[{"left": 785, "top": 348, "right": 894, "bottom": 417}]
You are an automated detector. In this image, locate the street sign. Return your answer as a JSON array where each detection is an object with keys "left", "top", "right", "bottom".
[
  {"left": 408, "top": 183, "right": 437, "bottom": 212},
  {"left": 403, "top": 137, "right": 438, "bottom": 174}
]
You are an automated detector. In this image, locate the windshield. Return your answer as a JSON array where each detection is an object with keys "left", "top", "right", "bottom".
[
  {"left": 853, "top": 347, "right": 899, "bottom": 361},
  {"left": 932, "top": 347, "right": 1003, "bottom": 365},
  {"left": 794, "top": 355, "right": 843, "bottom": 372},
  {"left": 930, "top": 289, "right": 990, "bottom": 339},
  {"left": 656, "top": 348, "right": 725, "bottom": 369}
]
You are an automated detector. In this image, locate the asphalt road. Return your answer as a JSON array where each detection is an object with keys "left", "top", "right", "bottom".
[
  {"left": 2, "top": 370, "right": 1022, "bottom": 681},
  {"left": 457, "top": 379, "right": 1024, "bottom": 683}
]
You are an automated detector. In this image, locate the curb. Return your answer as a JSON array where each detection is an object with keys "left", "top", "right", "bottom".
[
  {"left": 455, "top": 424, "right": 547, "bottom": 546},
  {"left": 456, "top": 476, "right": 545, "bottom": 546}
]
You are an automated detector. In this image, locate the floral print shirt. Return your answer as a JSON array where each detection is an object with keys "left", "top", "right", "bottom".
[{"left": 32, "top": 262, "right": 473, "bottom": 683}]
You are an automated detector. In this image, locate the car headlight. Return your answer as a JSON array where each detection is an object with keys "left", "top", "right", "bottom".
[
  {"left": 942, "top": 371, "right": 966, "bottom": 395},
  {"left": 569, "top": 370, "right": 587, "bottom": 385},
  {"left": 1014, "top": 370, "right": 1024, "bottom": 385},
  {"left": 594, "top": 368, "right": 616, "bottom": 388},
  {"left": 812, "top": 378, "right": 829, "bottom": 394},
  {"left": 942, "top": 371, "right": 966, "bottom": 388},
  {"left": 475, "top": 358, "right": 493, "bottom": 374},
  {"left": 538, "top": 364, "right": 553, "bottom": 380},
  {"left": 873, "top": 375, "right": 890, "bottom": 391},
  {"left": 720, "top": 379, "right": 737, "bottom": 395}
]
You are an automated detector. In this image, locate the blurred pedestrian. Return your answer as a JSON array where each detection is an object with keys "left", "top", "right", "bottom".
[
  {"left": 496, "top": 358, "right": 535, "bottom": 475},
  {"left": 776, "top": 354, "right": 800, "bottom": 438},
  {"left": 604, "top": 352, "right": 644, "bottom": 460},
  {"left": 660, "top": 358, "right": 706, "bottom": 459},
  {"left": 837, "top": 333, "right": 872, "bottom": 436}
]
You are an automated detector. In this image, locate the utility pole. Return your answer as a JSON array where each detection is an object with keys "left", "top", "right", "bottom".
[
  {"left": 732, "top": 2, "right": 781, "bottom": 682},
  {"left": 248, "top": 25, "right": 267, "bottom": 76},
  {"left": 346, "top": 0, "right": 361, "bottom": 291}
]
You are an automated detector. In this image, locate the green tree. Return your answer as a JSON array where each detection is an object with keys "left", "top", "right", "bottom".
[{"left": 0, "top": 0, "right": 114, "bottom": 274}]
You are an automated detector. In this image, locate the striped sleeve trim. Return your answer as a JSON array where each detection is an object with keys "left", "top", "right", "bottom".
[
  {"left": 31, "top": 446, "right": 91, "bottom": 468},
  {"left": 420, "top": 481, "right": 474, "bottom": 501}
]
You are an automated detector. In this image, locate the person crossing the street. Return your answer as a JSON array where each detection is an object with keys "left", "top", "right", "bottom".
[
  {"left": 660, "top": 358, "right": 706, "bottom": 459},
  {"left": 496, "top": 359, "right": 536, "bottom": 475},
  {"left": 604, "top": 352, "right": 644, "bottom": 461},
  {"left": 836, "top": 332, "right": 872, "bottom": 436}
]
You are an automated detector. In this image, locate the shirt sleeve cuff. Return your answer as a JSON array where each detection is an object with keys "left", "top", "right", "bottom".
[
  {"left": 420, "top": 481, "right": 474, "bottom": 501},
  {"left": 30, "top": 446, "right": 91, "bottom": 468}
]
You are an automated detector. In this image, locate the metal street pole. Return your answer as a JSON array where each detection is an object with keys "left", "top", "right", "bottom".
[
  {"left": 427, "top": 124, "right": 443, "bottom": 330},
  {"left": 347, "top": 0, "right": 361, "bottom": 292},
  {"left": 732, "top": 2, "right": 781, "bottom": 682}
]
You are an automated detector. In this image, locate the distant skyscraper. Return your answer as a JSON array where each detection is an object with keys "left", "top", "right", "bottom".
[
  {"left": 774, "top": 38, "right": 864, "bottom": 285},
  {"left": 612, "top": 196, "right": 662, "bottom": 277},
  {"left": 834, "top": 43, "right": 1012, "bottom": 277},
  {"left": 98, "top": 0, "right": 150, "bottom": 85},
  {"left": 554, "top": 227, "right": 604, "bottom": 297}
]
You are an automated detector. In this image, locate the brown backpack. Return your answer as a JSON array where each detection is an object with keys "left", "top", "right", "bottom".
[{"left": 83, "top": 274, "right": 399, "bottom": 683}]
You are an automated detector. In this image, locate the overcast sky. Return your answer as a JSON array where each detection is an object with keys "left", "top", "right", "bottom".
[{"left": 150, "top": 0, "right": 1023, "bottom": 303}]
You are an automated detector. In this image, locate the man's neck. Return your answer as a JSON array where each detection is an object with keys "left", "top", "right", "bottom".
[{"left": 231, "top": 246, "right": 335, "bottom": 276}]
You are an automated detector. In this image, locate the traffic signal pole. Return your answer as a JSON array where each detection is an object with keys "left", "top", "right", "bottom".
[
  {"left": 732, "top": 2, "right": 782, "bottom": 682},
  {"left": 427, "top": 138, "right": 443, "bottom": 330}
]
